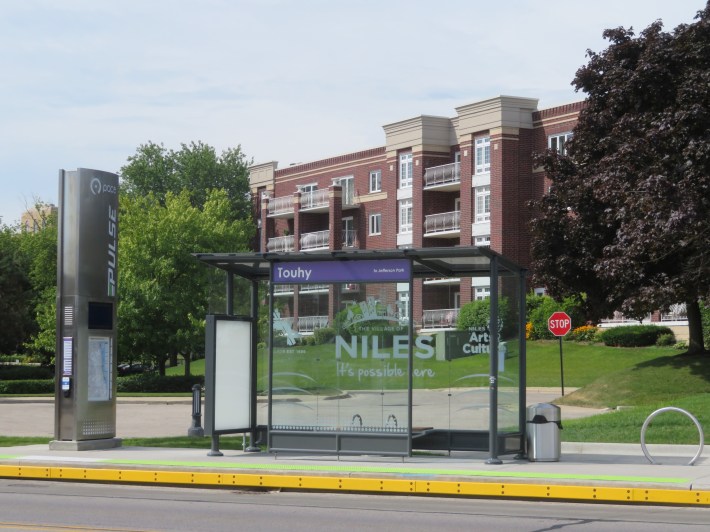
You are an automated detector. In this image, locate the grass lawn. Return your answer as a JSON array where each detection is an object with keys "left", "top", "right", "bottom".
[
  {"left": 167, "top": 341, "right": 681, "bottom": 390},
  {"left": 562, "top": 393, "right": 710, "bottom": 444},
  {"left": 4, "top": 341, "right": 707, "bottom": 447}
]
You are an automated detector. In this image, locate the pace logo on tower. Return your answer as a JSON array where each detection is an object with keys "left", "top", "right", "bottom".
[{"left": 90, "top": 177, "right": 118, "bottom": 196}]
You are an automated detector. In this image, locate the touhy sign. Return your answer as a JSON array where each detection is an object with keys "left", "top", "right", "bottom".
[{"left": 548, "top": 311, "right": 572, "bottom": 337}]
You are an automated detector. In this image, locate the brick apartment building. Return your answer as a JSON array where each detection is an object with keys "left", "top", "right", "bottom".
[{"left": 249, "top": 95, "right": 582, "bottom": 334}]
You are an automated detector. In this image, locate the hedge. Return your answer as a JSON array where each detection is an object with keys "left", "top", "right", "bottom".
[
  {"left": 0, "top": 365, "right": 54, "bottom": 380},
  {"left": 116, "top": 374, "right": 203, "bottom": 393},
  {"left": 599, "top": 325, "right": 674, "bottom": 347},
  {"left": 0, "top": 379, "right": 54, "bottom": 394},
  {"left": 0, "top": 374, "right": 204, "bottom": 395}
]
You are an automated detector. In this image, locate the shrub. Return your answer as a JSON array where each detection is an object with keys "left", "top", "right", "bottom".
[
  {"left": 569, "top": 325, "right": 599, "bottom": 342},
  {"left": 527, "top": 296, "right": 584, "bottom": 341},
  {"left": 655, "top": 333, "right": 676, "bottom": 347},
  {"left": 116, "top": 373, "right": 203, "bottom": 393},
  {"left": 599, "top": 325, "right": 674, "bottom": 347},
  {"left": 0, "top": 365, "right": 54, "bottom": 380},
  {"left": 313, "top": 327, "right": 336, "bottom": 344},
  {"left": 0, "top": 379, "right": 54, "bottom": 394},
  {"left": 457, "top": 297, "right": 514, "bottom": 338}
]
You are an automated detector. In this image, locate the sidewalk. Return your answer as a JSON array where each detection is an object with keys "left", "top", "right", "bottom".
[{"left": 1, "top": 393, "right": 708, "bottom": 506}]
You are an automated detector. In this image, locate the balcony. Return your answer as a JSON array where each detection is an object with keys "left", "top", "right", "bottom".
[
  {"left": 297, "top": 315, "right": 329, "bottom": 333},
  {"left": 423, "top": 277, "right": 461, "bottom": 285},
  {"left": 424, "top": 162, "right": 460, "bottom": 191},
  {"left": 342, "top": 229, "right": 358, "bottom": 248},
  {"left": 300, "top": 230, "right": 330, "bottom": 251},
  {"left": 300, "top": 189, "right": 330, "bottom": 212},
  {"left": 424, "top": 210, "right": 460, "bottom": 238},
  {"left": 422, "top": 308, "right": 460, "bottom": 329},
  {"left": 299, "top": 283, "right": 329, "bottom": 294},
  {"left": 266, "top": 235, "right": 295, "bottom": 252},
  {"left": 273, "top": 284, "right": 295, "bottom": 296},
  {"left": 661, "top": 303, "right": 687, "bottom": 322},
  {"left": 267, "top": 196, "right": 295, "bottom": 218}
]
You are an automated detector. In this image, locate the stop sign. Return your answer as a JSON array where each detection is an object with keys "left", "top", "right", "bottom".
[{"left": 548, "top": 311, "right": 572, "bottom": 337}]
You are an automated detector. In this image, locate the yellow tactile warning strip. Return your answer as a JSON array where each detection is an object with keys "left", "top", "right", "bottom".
[{"left": 1, "top": 465, "right": 709, "bottom": 506}]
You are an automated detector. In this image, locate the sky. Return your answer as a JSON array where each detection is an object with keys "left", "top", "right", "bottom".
[{"left": 0, "top": 0, "right": 705, "bottom": 226}]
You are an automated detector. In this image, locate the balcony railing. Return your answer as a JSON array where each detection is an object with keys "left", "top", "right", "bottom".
[
  {"left": 266, "top": 235, "right": 295, "bottom": 252},
  {"left": 422, "top": 308, "right": 460, "bottom": 329},
  {"left": 273, "top": 284, "right": 295, "bottom": 295},
  {"left": 424, "top": 162, "right": 460, "bottom": 188},
  {"left": 297, "top": 315, "right": 329, "bottom": 333},
  {"left": 342, "top": 229, "right": 358, "bottom": 248},
  {"left": 300, "top": 189, "right": 329, "bottom": 210},
  {"left": 424, "top": 210, "right": 460, "bottom": 235},
  {"left": 423, "top": 277, "right": 461, "bottom": 285},
  {"left": 300, "top": 283, "right": 329, "bottom": 294},
  {"left": 267, "top": 196, "right": 294, "bottom": 217},
  {"left": 301, "top": 230, "right": 330, "bottom": 250},
  {"left": 661, "top": 303, "right": 687, "bottom": 322}
]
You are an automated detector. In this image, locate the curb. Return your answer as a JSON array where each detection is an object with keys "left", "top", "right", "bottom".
[{"left": 1, "top": 463, "right": 708, "bottom": 507}]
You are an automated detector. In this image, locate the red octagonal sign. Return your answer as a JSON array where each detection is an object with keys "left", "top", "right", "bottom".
[{"left": 548, "top": 311, "right": 572, "bottom": 337}]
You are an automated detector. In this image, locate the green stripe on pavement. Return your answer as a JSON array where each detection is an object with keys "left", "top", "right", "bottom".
[{"left": 103, "top": 459, "right": 690, "bottom": 484}]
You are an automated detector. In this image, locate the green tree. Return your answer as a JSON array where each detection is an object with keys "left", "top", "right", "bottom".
[
  {"left": 457, "top": 297, "right": 514, "bottom": 339},
  {"left": 17, "top": 206, "right": 58, "bottom": 363},
  {"left": 120, "top": 141, "right": 252, "bottom": 219},
  {"left": 531, "top": 4, "right": 710, "bottom": 354},
  {"left": 0, "top": 225, "right": 33, "bottom": 354},
  {"left": 118, "top": 189, "right": 254, "bottom": 375}
]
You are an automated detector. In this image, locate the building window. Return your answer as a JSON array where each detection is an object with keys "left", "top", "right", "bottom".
[
  {"left": 475, "top": 137, "right": 490, "bottom": 174},
  {"left": 398, "top": 198, "right": 413, "bottom": 234},
  {"left": 342, "top": 216, "right": 355, "bottom": 247},
  {"left": 549, "top": 132, "right": 573, "bottom": 156},
  {"left": 369, "top": 170, "right": 382, "bottom": 193},
  {"left": 475, "top": 185, "right": 490, "bottom": 223},
  {"left": 474, "top": 235, "right": 491, "bottom": 247},
  {"left": 397, "top": 291, "right": 409, "bottom": 322},
  {"left": 334, "top": 175, "right": 354, "bottom": 205},
  {"left": 297, "top": 183, "right": 317, "bottom": 193},
  {"left": 475, "top": 286, "right": 490, "bottom": 300},
  {"left": 369, "top": 213, "right": 381, "bottom": 235},
  {"left": 399, "top": 152, "right": 413, "bottom": 189}
]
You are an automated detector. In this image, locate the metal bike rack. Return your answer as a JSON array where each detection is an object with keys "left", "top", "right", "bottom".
[{"left": 640, "top": 407, "right": 705, "bottom": 466}]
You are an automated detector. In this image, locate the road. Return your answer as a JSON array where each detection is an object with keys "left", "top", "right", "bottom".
[{"left": 0, "top": 480, "right": 707, "bottom": 532}]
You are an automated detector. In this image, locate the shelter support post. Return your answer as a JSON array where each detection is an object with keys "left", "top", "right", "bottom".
[{"left": 486, "top": 256, "right": 502, "bottom": 464}]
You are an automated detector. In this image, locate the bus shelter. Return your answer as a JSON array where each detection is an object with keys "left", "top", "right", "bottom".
[{"left": 195, "top": 247, "right": 527, "bottom": 462}]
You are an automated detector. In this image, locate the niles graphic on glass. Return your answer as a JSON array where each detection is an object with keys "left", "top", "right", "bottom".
[{"left": 88, "top": 302, "right": 113, "bottom": 330}]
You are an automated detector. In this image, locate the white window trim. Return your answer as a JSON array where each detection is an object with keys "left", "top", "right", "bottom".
[
  {"left": 549, "top": 132, "right": 573, "bottom": 156},
  {"left": 369, "top": 213, "right": 381, "bottom": 235},
  {"left": 333, "top": 175, "right": 354, "bottom": 204},
  {"left": 398, "top": 198, "right": 413, "bottom": 234},
  {"left": 399, "top": 152, "right": 413, "bottom": 189},
  {"left": 369, "top": 169, "right": 382, "bottom": 193},
  {"left": 474, "top": 234, "right": 491, "bottom": 247},
  {"left": 297, "top": 182, "right": 317, "bottom": 193},
  {"left": 475, "top": 185, "right": 490, "bottom": 223},
  {"left": 475, "top": 137, "right": 490, "bottom": 175}
]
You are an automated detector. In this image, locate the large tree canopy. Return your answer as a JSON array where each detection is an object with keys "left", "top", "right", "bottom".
[
  {"left": 531, "top": 3, "right": 710, "bottom": 354},
  {"left": 0, "top": 226, "right": 32, "bottom": 354},
  {"left": 118, "top": 189, "right": 254, "bottom": 374},
  {"left": 120, "top": 141, "right": 252, "bottom": 220}
]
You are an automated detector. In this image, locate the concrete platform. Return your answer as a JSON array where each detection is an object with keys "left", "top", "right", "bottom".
[{"left": 1, "top": 392, "right": 707, "bottom": 506}]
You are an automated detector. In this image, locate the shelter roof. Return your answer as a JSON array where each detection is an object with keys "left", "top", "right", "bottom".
[{"left": 194, "top": 246, "right": 525, "bottom": 281}]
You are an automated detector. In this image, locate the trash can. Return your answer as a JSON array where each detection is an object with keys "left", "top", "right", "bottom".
[{"left": 526, "top": 403, "right": 562, "bottom": 462}]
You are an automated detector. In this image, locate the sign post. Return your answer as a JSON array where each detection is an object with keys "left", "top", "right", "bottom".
[{"left": 547, "top": 311, "right": 572, "bottom": 396}]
